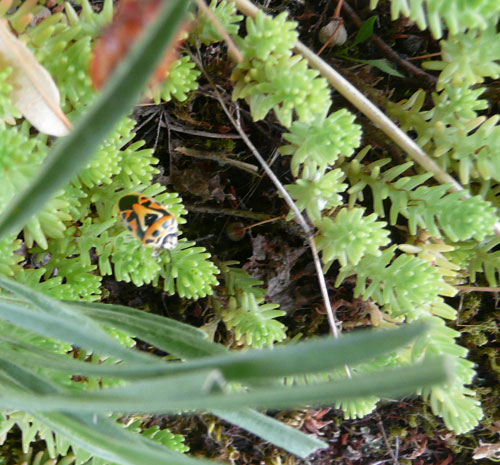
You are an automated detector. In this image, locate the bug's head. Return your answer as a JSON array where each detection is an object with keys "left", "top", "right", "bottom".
[{"left": 161, "top": 232, "right": 178, "bottom": 250}]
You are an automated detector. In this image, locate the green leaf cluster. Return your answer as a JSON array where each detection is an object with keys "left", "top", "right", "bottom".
[
  {"left": 0, "top": 235, "right": 22, "bottom": 277},
  {"left": 345, "top": 156, "right": 497, "bottom": 242},
  {"left": 285, "top": 169, "right": 347, "bottom": 224},
  {"left": 232, "top": 10, "right": 331, "bottom": 127},
  {"left": 279, "top": 111, "right": 362, "bottom": 178},
  {"left": 0, "top": 67, "right": 21, "bottom": 122},
  {"left": 369, "top": 0, "right": 500, "bottom": 39},
  {"left": 316, "top": 208, "right": 391, "bottom": 269},
  {"left": 424, "top": 26, "right": 500, "bottom": 90},
  {"left": 218, "top": 262, "right": 286, "bottom": 348},
  {"left": 228, "top": 0, "right": 499, "bottom": 434},
  {"left": 190, "top": 0, "right": 243, "bottom": 45},
  {"left": 389, "top": 88, "right": 500, "bottom": 185},
  {"left": 150, "top": 56, "right": 200, "bottom": 103}
]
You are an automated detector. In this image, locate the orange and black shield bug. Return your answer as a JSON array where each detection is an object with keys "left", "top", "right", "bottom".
[{"left": 117, "top": 192, "right": 178, "bottom": 251}]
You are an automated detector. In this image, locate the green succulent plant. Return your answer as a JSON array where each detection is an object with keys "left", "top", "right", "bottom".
[{"left": 0, "top": 1, "right": 495, "bottom": 463}]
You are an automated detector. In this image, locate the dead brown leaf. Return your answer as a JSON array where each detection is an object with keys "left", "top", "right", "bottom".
[
  {"left": 473, "top": 442, "right": 500, "bottom": 460},
  {"left": 0, "top": 19, "right": 71, "bottom": 136}
]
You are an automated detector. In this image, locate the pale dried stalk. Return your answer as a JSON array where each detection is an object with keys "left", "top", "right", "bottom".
[
  {"left": 175, "top": 146, "right": 259, "bottom": 174},
  {"left": 192, "top": 72, "right": 352, "bottom": 374},
  {"left": 192, "top": 49, "right": 348, "bottom": 354},
  {"left": 195, "top": 0, "right": 243, "bottom": 63},
  {"left": 213, "top": 92, "right": 350, "bottom": 378}
]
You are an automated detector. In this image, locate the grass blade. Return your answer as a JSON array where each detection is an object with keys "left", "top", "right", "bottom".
[
  {"left": 0, "top": 0, "right": 192, "bottom": 237},
  {"left": 0, "top": 322, "right": 429, "bottom": 382},
  {"left": 75, "top": 301, "right": 208, "bottom": 337},
  {"left": 165, "top": 322, "right": 430, "bottom": 381},
  {"left": 68, "top": 300, "right": 228, "bottom": 358},
  {"left": 0, "top": 357, "right": 450, "bottom": 412},
  {"left": 0, "top": 281, "right": 161, "bottom": 364},
  {"left": 213, "top": 408, "right": 327, "bottom": 458}
]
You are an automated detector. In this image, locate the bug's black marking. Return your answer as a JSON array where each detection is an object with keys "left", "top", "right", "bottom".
[
  {"left": 119, "top": 194, "right": 139, "bottom": 211},
  {"left": 144, "top": 213, "right": 159, "bottom": 227},
  {"left": 123, "top": 211, "right": 144, "bottom": 240}
]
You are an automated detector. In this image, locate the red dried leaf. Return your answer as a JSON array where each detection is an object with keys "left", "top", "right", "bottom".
[{"left": 90, "top": 0, "right": 187, "bottom": 90}]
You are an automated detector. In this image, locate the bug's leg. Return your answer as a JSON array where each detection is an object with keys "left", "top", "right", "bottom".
[
  {"left": 164, "top": 249, "right": 173, "bottom": 293},
  {"left": 152, "top": 248, "right": 159, "bottom": 258}
]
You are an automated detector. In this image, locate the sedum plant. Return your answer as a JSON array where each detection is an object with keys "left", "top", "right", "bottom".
[
  {"left": 0, "top": 0, "right": 491, "bottom": 462},
  {"left": 216, "top": 262, "right": 286, "bottom": 348},
  {"left": 226, "top": 0, "right": 499, "bottom": 435},
  {"left": 2, "top": 0, "right": 219, "bottom": 304},
  {"left": 369, "top": 0, "right": 500, "bottom": 39}
]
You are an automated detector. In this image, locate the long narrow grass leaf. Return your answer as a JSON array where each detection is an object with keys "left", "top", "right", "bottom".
[
  {"left": 0, "top": 0, "right": 192, "bottom": 237},
  {"left": 0, "top": 282, "right": 160, "bottom": 364},
  {"left": 72, "top": 301, "right": 428, "bottom": 369},
  {"left": 0, "top": 358, "right": 450, "bottom": 412},
  {"left": 0, "top": 322, "right": 429, "bottom": 382},
  {"left": 68, "top": 300, "right": 227, "bottom": 358},
  {"left": 71, "top": 301, "right": 207, "bottom": 337},
  {"left": 164, "top": 322, "right": 429, "bottom": 381},
  {"left": 213, "top": 408, "right": 327, "bottom": 458}
]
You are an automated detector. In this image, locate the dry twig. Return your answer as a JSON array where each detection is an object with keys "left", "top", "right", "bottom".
[{"left": 195, "top": 0, "right": 243, "bottom": 63}]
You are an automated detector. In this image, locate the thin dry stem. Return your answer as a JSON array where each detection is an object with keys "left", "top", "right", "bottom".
[
  {"left": 195, "top": 0, "right": 243, "bottom": 63},
  {"left": 190, "top": 51, "right": 349, "bottom": 360},
  {"left": 239, "top": 215, "right": 286, "bottom": 231},
  {"left": 334, "top": 0, "right": 344, "bottom": 17},
  {"left": 176, "top": 146, "right": 259, "bottom": 174},
  {"left": 377, "top": 414, "right": 400, "bottom": 465},
  {"left": 455, "top": 286, "right": 500, "bottom": 293},
  {"left": 206, "top": 84, "right": 351, "bottom": 377}
]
